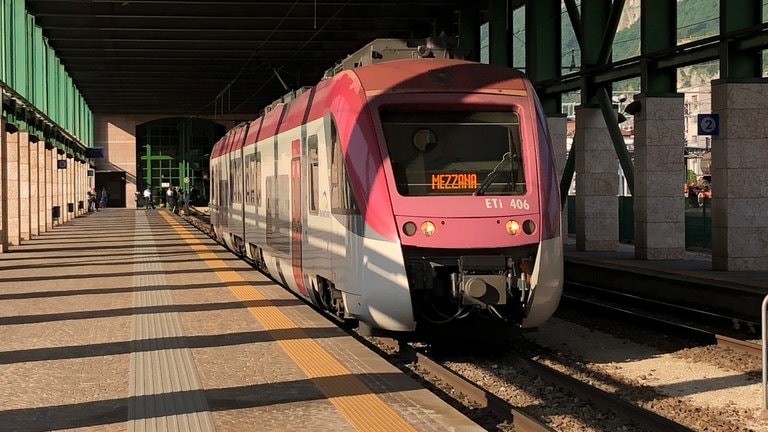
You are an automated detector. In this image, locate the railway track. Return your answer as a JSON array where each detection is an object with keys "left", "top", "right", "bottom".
[
  {"left": 368, "top": 337, "right": 553, "bottom": 432},
  {"left": 562, "top": 282, "right": 762, "bottom": 358},
  {"left": 369, "top": 336, "right": 696, "bottom": 432},
  {"left": 181, "top": 210, "right": 750, "bottom": 431}
]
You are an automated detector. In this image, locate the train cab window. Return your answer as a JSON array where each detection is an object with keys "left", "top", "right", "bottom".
[
  {"left": 381, "top": 110, "right": 526, "bottom": 196},
  {"left": 329, "top": 118, "right": 359, "bottom": 214}
]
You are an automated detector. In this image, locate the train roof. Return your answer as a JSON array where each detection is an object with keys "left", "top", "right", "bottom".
[
  {"left": 348, "top": 58, "right": 529, "bottom": 95},
  {"left": 210, "top": 39, "right": 532, "bottom": 158}
]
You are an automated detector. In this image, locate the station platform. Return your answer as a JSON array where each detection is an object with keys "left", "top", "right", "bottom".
[
  {"left": 0, "top": 209, "right": 483, "bottom": 432},
  {"left": 563, "top": 239, "right": 768, "bottom": 326}
]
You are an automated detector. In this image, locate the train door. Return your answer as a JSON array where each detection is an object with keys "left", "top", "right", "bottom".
[
  {"left": 328, "top": 117, "right": 361, "bottom": 298},
  {"left": 302, "top": 118, "right": 333, "bottom": 297},
  {"left": 290, "top": 138, "right": 309, "bottom": 297}
]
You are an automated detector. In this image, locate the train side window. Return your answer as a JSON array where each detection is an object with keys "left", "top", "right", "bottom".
[
  {"left": 308, "top": 134, "right": 319, "bottom": 214},
  {"left": 243, "top": 151, "right": 261, "bottom": 206},
  {"left": 210, "top": 163, "right": 216, "bottom": 204},
  {"left": 329, "top": 118, "right": 359, "bottom": 214},
  {"left": 255, "top": 151, "right": 261, "bottom": 207},
  {"left": 245, "top": 153, "right": 254, "bottom": 205},
  {"left": 230, "top": 158, "right": 243, "bottom": 203}
]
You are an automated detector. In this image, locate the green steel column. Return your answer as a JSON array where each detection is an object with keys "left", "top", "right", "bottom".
[
  {"left": 562, "top": 0, "right": 583, "bottom": 49},
  {"left": 560, "top": 148, "right": 576, "bottom": 207},
  {"left": 57, "top": 63, "right": 66, "bottom": 126},
  {"left": 1, "top": 1, "right": 6, "bottom": 81},
  {"left": 11, "top": 0, "right": 26, "bottom": 97},
  {"left": 33, "top": 25, "right": 46, "bottom": 110},
  {"left": 488, "top": 0, "right": 509, "bottom": 67},
  {"left": 145, "top": 140, "right": 152, "bottom": 188},
  {"left": 720, "top": 0, "right": 763, "bottom": 81},
  {"left": 559, "top": 0, "right": 581, "bottom": 207},
  {"left": 596, "top": 0, "right": 625, "bottom": 66},
  {"left": 46, "top": 51, "right": 57, "bottom": 122},
  {"left": 180, "top": 121, "right": 188, "bottom": 188},
  {"left": 640, "top": 0, "right": 677, "bottom": 95},
  {"left": 526, "top": 0, "right": 561, "bottom": 114},
  {"left": 458, "top": 7, "right": 480, "bottom": 61},
  {"left": 597, "top": 88, "right": 634, "bottom": 195},
  {"left": 580, "top": 0, "right": 611, "bottom": 106},
  {"left": 66, "top": 82, "right": 74, "bottom": 129},
  {"left": 25, "top": 14, "right": 34, "bottom": 101}
]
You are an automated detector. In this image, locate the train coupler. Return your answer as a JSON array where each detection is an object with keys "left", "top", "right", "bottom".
[{"left": 451, "top": 255, "right": 509, "bottom": 307}]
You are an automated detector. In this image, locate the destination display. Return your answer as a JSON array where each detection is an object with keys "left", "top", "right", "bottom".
[{"left": 430, "top": 173, "right": 478, "bottom": 190}]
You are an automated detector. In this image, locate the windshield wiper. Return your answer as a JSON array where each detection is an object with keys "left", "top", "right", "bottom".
[{"left": 473, "top": 152, "right": 511, "bottom": 196}]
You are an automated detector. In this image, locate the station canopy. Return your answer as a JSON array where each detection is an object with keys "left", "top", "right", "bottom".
[{"left": 25, "top": 0, "right": 465, "bottom": 116}]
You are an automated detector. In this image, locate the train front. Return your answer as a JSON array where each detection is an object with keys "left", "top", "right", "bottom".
[{"left": 367, "top": 62, "right": 563, "bottom": 331}]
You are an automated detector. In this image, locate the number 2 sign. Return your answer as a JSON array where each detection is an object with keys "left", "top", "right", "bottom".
[{"left": 697, "top": 114, "right": 719, "bottom": 136}]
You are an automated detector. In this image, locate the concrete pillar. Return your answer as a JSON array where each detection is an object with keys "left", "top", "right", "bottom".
[
  {"left": 6, "top": 130, "right": 20, "bottom": 245},
  {"left": 30, "top": 139, "right": 39, "bottom": 236},
  {"left": 547, "top": 115, "right": 568, "bottom": 240},
  {"left": 75, "top": 161, "right": 82, "bottom": 215},
  {"left": 711, "top": 82, "right": 768, "bottom": 271},
  {"left": 72, "top": 159, "right": 77, "bottom": 216},
  {"left": 66, "top": 156, "right": 73, "bottom": 221},
  {"left": 78, "top": 160, "right": 86, "bottom": 215},
  {"left": 574, "top": 106, "right": 618, "bottom": 251},
  {"left": 19, "top": 132, "right": 30, "bottom": 240},
  {"left": 66, "top": 156, "right": 73, "bottom": 222},
  {"left": 37, "top": 141, "right": 47, "bottom": 233},
  {"left": 54, "top": 151, "right": 62, "bottom": 226},
  {"left": 0, "top": 120, "right": 7, "bottom": 252},
  {"left": 64, "top": 156, "right": 71, "bottom": 222},
  {"left": 45, "top": 146, "right": 53, "bottom": 230},
  {"left": 633, "top": 96, "right": 686, "bottom": 259}
]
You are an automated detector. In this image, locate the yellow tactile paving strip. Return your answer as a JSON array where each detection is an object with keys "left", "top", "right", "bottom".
[{"left": 159, "top": 212, "right": 418, "bottom": 432}]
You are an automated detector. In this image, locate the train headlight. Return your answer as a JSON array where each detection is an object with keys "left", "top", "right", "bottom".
[
  {"left": 420, "top": 221, "right": 436, "bottom": 237},
  {"left": 403, "top": 221, "right": 417, "bottom": 236},
  {"left": 505, "top": 220, "right": 520, "bottom": 235},
  {"left": 523, "top": 220, "right": 536, "bottom": 234}
]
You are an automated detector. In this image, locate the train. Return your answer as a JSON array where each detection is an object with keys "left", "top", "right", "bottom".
[{"left": 209, "top": 39, "right": 563, "bottom": 335}]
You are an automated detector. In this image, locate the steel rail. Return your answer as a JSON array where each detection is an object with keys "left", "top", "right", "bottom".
[
  {"left": 374, "top": 337, "right": 555, "bottom": 432},
  {"left": 504, "top": 355, "right": 695, "bottom": 432},
  {"left": 562, "top": 283, "right": 762, "bottom": 358}
]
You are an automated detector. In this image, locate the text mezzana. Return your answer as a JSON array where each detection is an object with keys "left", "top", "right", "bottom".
[{"left": 431, "top": 173, "right": 478, "bottom": 190}]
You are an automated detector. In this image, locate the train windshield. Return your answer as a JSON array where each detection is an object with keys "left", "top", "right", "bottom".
[{"left": 381, "top": 110, "right": 526, "bottom": 196}]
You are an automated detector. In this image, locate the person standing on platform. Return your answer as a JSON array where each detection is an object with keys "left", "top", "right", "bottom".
[
  {"left": 100, "top": 187, "right": 108, "bottom": 209},
  {"left": 166, "top": 187, "right": 177, "bottom": 213},
  {"left": 183, "top": 189, "right": 191, "bottom": 215},
  {"left": 144, "top": 186, "right": 155, "bottom": 210},
  {"left": 87, "top": 188, "right": 98, "bottom": 212}
]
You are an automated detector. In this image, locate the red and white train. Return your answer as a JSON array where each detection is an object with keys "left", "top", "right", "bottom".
[{"left": 209, "top": 39, "right": 563, "bottom": 334}]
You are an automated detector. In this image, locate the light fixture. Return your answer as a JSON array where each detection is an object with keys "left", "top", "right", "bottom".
[
  {"left": 523, "top": 220, "right": 536, "bottom": 235},
  {"left": 420, "top": 221, "right": 436, "bottom": 237},
  {"left": 505, "top": 220, "right": 520, "bottom": 235},
  {"left": 624, "top": 100, "right": 641, "bottom": 116}
]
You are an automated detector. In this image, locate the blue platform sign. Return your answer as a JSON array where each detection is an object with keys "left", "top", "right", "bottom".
[{"left": 697, "top": 114, "right": 719, "bottom": 136}]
